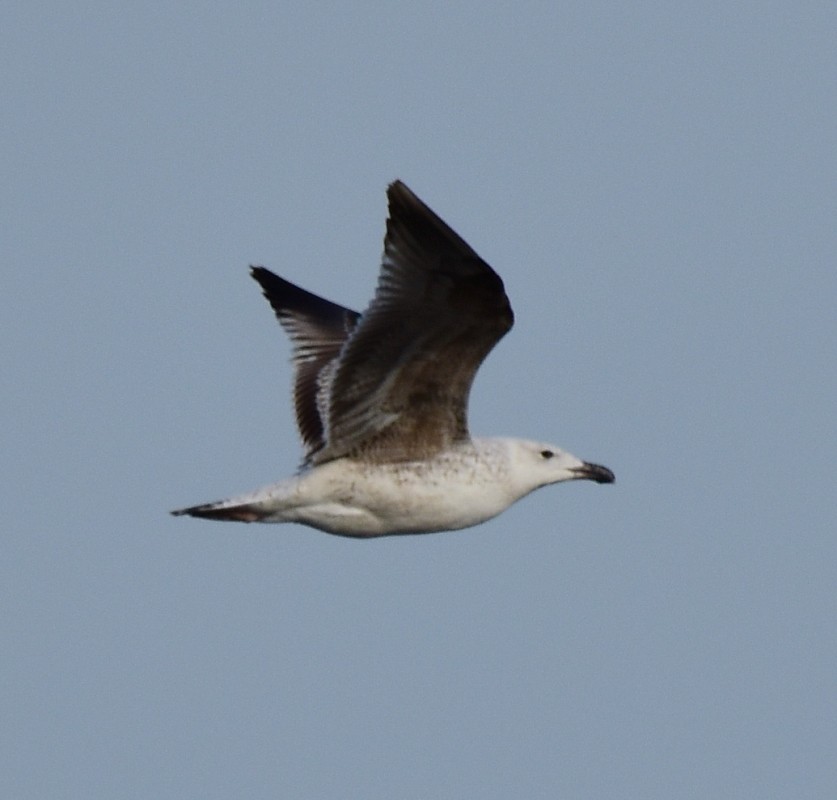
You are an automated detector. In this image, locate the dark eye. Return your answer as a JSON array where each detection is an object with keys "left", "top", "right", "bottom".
[{"left": 540, "top": 450, "right": 554, "bottom": 459}]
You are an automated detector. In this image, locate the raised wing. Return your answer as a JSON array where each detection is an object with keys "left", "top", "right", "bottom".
[
  {"left": 314, "top": 180, "right": 514, "bottom": 464},
  {"left": 250, "top": 266, "right": 360, "bottom": 460}
]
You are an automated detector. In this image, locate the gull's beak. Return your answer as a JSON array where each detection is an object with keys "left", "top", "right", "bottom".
[{"left": 570, "top": 461, "right": 615, "bottom": 484}]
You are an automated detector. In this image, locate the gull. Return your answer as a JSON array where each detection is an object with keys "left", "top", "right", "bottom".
[{"left": 171, "top": 181, "right": 613, "bottom": 537}]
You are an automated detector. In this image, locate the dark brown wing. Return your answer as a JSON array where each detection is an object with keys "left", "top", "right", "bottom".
[
  {"left": 313, "top": 180, "right": 514, "bottom": 464},
  {"left": 250, "top": 266, "right": 360, "bottom": 460}
]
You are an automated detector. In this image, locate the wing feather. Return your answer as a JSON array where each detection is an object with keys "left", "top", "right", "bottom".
[
  {"left": 250, "top": 266, "right": 360, "bottom": 460},
  {"left": 314, "top": 181, "right": 513, "bottom": 464}
]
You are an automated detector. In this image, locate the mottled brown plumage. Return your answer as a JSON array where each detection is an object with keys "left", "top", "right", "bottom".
[{"left": 252, "top": 180, "right": 513, "bottom": 466}]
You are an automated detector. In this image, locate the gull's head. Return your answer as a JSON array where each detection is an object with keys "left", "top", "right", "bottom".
[{"left": 506, "top": 439, "right": 615, "bottom": 492}]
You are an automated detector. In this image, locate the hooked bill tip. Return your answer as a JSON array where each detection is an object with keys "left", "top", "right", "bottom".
[{"left": 573, "top": 462, "right": 615, "bottom": 484}]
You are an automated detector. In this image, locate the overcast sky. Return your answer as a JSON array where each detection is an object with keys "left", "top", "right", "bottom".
[{"left": 3, "top": 2, "right": 836, "bottom": 798}]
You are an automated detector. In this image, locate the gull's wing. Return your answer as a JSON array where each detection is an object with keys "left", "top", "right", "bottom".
[
  {"left": 250, "top": 266, "right": 360, "bottom": 460},
  {"left": 314, "top": 180, "right": 514, "bottom": 464}
]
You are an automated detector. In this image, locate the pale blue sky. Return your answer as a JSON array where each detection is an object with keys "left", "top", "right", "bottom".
[{"left": 3, "top": 2, "right": 836, "bottom": 798}]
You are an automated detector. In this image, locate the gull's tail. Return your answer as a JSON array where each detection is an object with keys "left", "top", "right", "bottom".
[{"left": 170, "top": 499, "right": 269, "bottom": 522}]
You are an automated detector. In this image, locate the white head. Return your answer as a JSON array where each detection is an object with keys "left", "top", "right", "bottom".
[{"left": 503, "top": 438, "right": 615, "bottom": 497}]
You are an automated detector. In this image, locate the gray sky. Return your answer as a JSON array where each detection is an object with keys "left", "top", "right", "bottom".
[{"left": 3, "top": 2, "right": 836, "bottom": 798}]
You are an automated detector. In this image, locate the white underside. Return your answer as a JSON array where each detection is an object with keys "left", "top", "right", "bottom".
[
  {"left": 188, "top": 436, "right": 596, "bottom": 537},
  {"left": 214, "top": 439, "right": 533, "bottom": 536}
]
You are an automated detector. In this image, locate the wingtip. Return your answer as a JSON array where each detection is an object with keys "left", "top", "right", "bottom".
[
  {"left": 386, "top": 180, "right": 429, "bottom": 219},
  {"left": 249, "top": 264, "right": 270, "bottom": 285}
]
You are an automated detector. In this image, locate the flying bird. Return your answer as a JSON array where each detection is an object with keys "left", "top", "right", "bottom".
[{"left": 171, "top": 181, "right": 613, "bottom": 537}]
